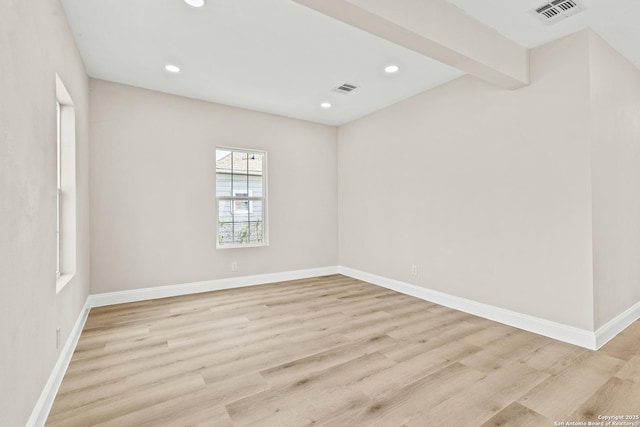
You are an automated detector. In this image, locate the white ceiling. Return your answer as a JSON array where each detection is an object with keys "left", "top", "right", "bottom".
[
  {"left": 61, "top": 0, "right": 640, "bottom": 126},
  {"left": 447, "top": 0, "right": 640, "bottom": 69},
  {"left": 60, "top": 0, "right": 464, "bottom": 126}
]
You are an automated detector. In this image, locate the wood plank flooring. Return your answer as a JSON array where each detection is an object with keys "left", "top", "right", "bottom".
[{"left": 46, "top": 275, "right": 640, "bottom": 426}]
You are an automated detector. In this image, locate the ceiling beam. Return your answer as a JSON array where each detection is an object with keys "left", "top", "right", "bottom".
[{"left": 293, "top": 0, "right": 529, "bottom": 89}]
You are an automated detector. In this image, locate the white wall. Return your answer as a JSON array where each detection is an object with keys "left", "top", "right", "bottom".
[
  {"left": 338, "top": 31, "right": 595, "bottom": 330},
  {"left": 589, "top": 32, "right": 640, "bottom": 329},
  {"left": 90, "top": 79, "right": 338, "bottom": 293},
  {"left": 0, "top": 1, "right": 90, "bottom": 426}
]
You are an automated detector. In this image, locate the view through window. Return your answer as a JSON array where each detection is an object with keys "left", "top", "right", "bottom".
[{"left": 216, "top": 148, "right": 267, "bottom": 248}]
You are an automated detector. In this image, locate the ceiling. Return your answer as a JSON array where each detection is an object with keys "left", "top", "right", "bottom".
[
  {"left": 60, "top": 0, "right": 463, "bottom": 126},
  {"left": 447, "top": 0, "right": 640, "bottom": 68},
  {"left": 61, "top": 0, "right": 640, "bottom": 126}
]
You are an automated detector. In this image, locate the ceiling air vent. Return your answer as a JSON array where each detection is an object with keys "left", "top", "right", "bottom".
[
  {"left": 532, "top": 0, "right": 584, "bottom": 25},
  {"left": 333, "top": 83, "right": 358, "bottom": 94}
]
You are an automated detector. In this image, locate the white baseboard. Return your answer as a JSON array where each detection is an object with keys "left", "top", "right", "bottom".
[
  {"left": 88, "top": 266, "right": 340, "bottom": 307},
  {"left": 339, "top": 266, "right": 598, "bottom": 350},
  {"left": 26, "top": 299, "right": 92, "bottom": 427},
  {"left": 595, "top": 300, "right": 640, "bottom": 349}
]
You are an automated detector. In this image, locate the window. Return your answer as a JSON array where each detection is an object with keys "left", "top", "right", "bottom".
[
  {"left": 216, "top": 148, "right": 267, "bottom": 248},
  {"left": 55, "top": 74, "right": 77, "bottom": 292},
  {"left": 56, "top": 101, "right": 61, "bottom": 278}
]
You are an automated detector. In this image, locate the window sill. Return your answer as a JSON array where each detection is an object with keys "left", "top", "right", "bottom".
[
  {"left": 217, "top": 242, "right": 269, "bottom": 250},
  {"left": 56, "top": 273, "right": 75, "bottom": 294}
]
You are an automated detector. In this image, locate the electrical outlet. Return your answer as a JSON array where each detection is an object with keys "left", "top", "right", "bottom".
[
  {"left": 231, "top": 261, "right": 238, "bottom": 272},
  {"left": 411, "top": 265, "right": 418, "bottom": 276},
  {"left": 56, "top": 328, "right": 61, "bottom": 349}
]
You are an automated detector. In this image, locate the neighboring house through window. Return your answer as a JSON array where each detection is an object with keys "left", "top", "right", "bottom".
[
  {"left": 216, "top": 148, "right": 267, "bottom": 248},
  {"left": 233, "top": 190, "right": 252, "bottom": 214}
]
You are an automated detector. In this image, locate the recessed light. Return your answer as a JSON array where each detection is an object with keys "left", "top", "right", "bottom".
[
  {"left": 184, "top": 0, "right": 206, "bottom": 7},
  {"left": 384, "top": 65, "right": 400, "bottom": 73},
  {"left": 320, "top": 102, "right": 332, "bottom": 109},
  {"left": 165, "top": 64, "right": 181, "bottom": 73}
]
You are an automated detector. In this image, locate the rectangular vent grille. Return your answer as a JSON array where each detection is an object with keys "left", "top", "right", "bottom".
[
  {"left": 333, "top": 83, "right": 358, "bottom": 94},
  {"left": 532, "top": 0, "right": 584, "bottom": 24}
]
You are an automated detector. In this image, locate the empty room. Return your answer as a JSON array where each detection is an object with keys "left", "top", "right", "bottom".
[{"left": 3, "top": 0, "right": 640, "bottom": 425}]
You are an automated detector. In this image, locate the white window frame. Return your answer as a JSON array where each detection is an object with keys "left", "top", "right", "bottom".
[
  {"left": 215, "top": 147, "right": 268, "bottom": 249},
  {"left": 55, "top": 74, "right": 77, "bottom": 293}
]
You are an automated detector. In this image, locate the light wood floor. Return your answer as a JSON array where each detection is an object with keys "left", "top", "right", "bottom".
[{"left": 47, "top": 275, "right": 640, "bottom": 426}]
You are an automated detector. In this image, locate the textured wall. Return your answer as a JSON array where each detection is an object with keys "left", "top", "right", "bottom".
[
  {"left": 338, "top": 31, "right": 595, "bottom": 329},
  {"left": 89, "top": 79, "right": 338, "bottom": 293},
  {"left": 589, "top": 31, "right": 640, "bottom": 328},
  {"left": 0, "top": 0, "right": 90, "bottom": 425}
]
